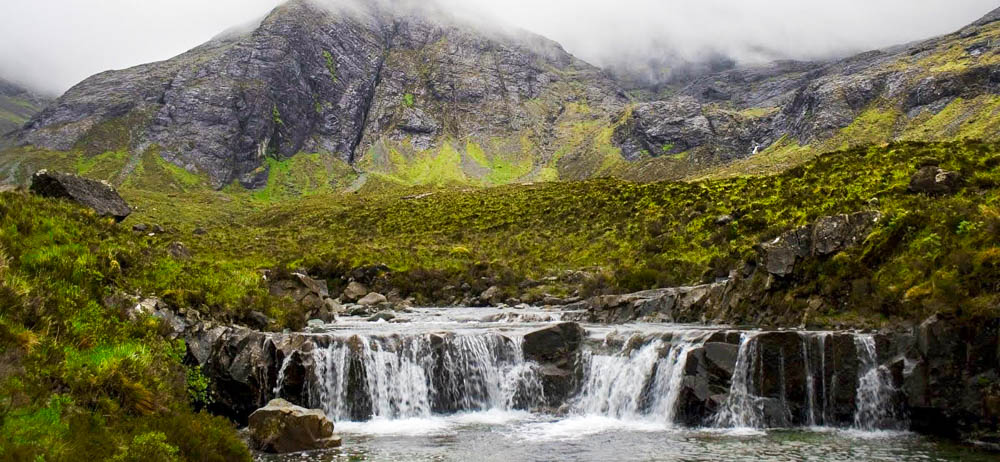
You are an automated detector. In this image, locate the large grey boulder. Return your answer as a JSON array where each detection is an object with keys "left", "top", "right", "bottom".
[
  {"left": 811, "top": 211, "right": 882, "bottom": 256},
  {"left": 342, "top": 281, "right": 369, "bottom": 302},
  {"left": 248, "top": 399, "right": 342, "bottom": 453},
  {"left": 357, "top": 292, "right": 388, "bottom": 306},
  {"left": 29, "top": 170, "right": 131, "bottom": 222},
  {"left": 759, "top": 227, "right": 812, "bottom": 277},
  {"left": 269, "top": 273, "right": 335, "bottom": 322}
]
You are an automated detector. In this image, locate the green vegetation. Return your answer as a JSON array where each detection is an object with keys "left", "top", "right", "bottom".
[
  {"left": 0, "top": 194, "right": 251, "bottom": 461},
  {"left": 403, "top": 93, "right": 415, "bottom": 108},
  {"left": 322, "top": 50, "right": 338, "bottom": 83},
  {"left": 5, "top": 135, "right": 1000, "bottom": 459}
]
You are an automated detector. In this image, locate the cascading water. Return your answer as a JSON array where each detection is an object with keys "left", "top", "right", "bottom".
[
  {"left": 713, "top": 332, "right": 763, "bottom": 428},
  {"left": 853, "top": 334, "right": 905, "bottom": 430},
  {"left": 264, "top": 309, "right": 905, "bottom": 433},
  {"left": 275, "top": 332, "right": 544, "bottom": 421},
  {"left": 572, "top": 332, "right": 704, "bottom": 424}
]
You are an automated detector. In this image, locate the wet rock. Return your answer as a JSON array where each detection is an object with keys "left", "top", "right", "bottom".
[
  {"left": 132, "top": 223, "right": 148, "bottom": 232},
  {"left": 358, "top": 292, "right": 388, "bottom": 306},
  {"left": 523, "top": 323, "right": 586, "bottom": 405},
  {"left": 367, "top": 312, "right": 395, "bottom": 322},
  {"left": 248, "top": 399, "right": 342, "bottom": 453},
  {"left": 29, "top": 170, "right": 131, "bottom": 222},
  {"left": 909, "top": 166, "right": 962, "bottom": 195}
]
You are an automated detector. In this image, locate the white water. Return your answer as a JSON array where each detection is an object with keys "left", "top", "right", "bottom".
[
  {"left": 276, "top": 332, "right": 544, "bottom": 421},
  {"left": 713, "top": 332, "right": 764, "bottom": 428},
  {"left": 268, "top": 308, "right": 905, "bottom": 435},
  {"left": 573, "top": 331, "right": 704, "bottom": 424},
  {"left": 853, "top": 335, "right": 904, "bottom": 430}
]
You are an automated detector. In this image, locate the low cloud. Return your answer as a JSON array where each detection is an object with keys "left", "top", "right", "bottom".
[{"left": 0, "top": 0, "right": 995, "bottom": 95}]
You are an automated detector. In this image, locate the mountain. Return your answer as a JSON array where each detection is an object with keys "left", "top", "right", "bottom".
[
  {"left": 0, "top": 77, "right": 50, "bottom": 147},
  {"left": 4, "top": 1, "right": 1000, "bottom": 191},
  {"left": 9, "top": 0, "right": 624, "bottom": 189}
]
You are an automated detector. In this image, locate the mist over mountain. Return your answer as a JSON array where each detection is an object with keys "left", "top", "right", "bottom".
[{"left": 1, "top": 0, "right": 995, "bottom": 95}]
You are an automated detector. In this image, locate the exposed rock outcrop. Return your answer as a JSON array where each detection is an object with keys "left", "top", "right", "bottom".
[
  {"left": 522, "top": 322, "right": 585, "bottom": 406},
  {"left": 909, "top": 166, "right": 962, "bottom": 195},
  {"left": 29, "top": 170, "right": 131, "bottom": 222},
  {"left": 248, "top": 398, "right": 342, "bottom": 453},
  {"left": 269, "top": 273, "right": 338, "bottom": 322}
]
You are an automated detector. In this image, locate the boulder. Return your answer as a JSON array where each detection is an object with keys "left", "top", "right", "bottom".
[
  {"left": 342, "top": 281, "right": 369, "bottom": 301},
  {"left": 480, "top": 286, "right": 501, "bottom": 305},
  {"left": 367, "top": 311, "right": 395, "bottom": 322},
  {"left": 248, "top": 399, "right": 342, "bottom": 453},
  {"left": 268, "top": 273, "right": 333, "bottom": 321},
  {"left": 759, "top": 227, "right": 812, "bottom": 277},
  {"left": 909, "top": 166, "right": 962, "bottom": 195},
  {"left": 357, "top": 292, "right": 388, "bottom": 306},
  {"left": 167, "top": 241, "right": 192, "bottom": 260},
  {"left": 811, "top": 212, "right": 881, "bottom": 256},
  {"left": 29, "top": 170, "right": 131, "bottom": 222},
  {"left": 523, "top": 323, "right": 586, "bottom": 405}
]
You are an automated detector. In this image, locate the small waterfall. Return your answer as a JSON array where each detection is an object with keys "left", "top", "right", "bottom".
[
  {"left": 802, "top": 336, "right": 817, "bottom": 426},
  {"left": 573, "top": 332, "right": 704, "bottom": 424},
  {"left": 276, "top": 333, "right": 544, "bottom": 421},
  {"left": 853, "top": 335, "right": 903, "bottom": 430},
  {"left": 713, "top": 332, "right": 763, "bottom": 428}
]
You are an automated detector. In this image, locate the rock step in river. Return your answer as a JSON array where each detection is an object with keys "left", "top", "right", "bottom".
[{"left": 187, "top": 307, "right": 949, "bottom": 432}]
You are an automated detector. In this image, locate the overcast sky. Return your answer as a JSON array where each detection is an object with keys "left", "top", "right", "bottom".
[{"left": 0, "top": 0, "right": 996, "bottom": 95}]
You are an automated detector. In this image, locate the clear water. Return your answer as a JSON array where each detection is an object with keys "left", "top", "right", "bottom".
[
  {"left": 253, "top": 413, "right": 995, "bottom": 461},
  {"left": 254, "top": 308, "right": 997, "bottom": 461}
]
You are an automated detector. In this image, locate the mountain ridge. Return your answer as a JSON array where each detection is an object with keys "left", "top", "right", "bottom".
[{"left": 3, "top": 1, "right": 1000, "bottom": 191}]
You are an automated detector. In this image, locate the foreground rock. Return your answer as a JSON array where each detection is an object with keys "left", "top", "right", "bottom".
[
  {"left": 29, "top": 170, "right": 131, "bottom": 222},
  {"left": 248, "top": 399, "right": 342, "bottom": 453},
  {"left": 522, "top": 322, "right": 585, "bottom": 406}
]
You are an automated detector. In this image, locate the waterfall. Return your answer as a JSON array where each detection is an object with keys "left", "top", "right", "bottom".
[
  {"left": 573, "top": 332, "right": 704, "bottom": 424},
  {"left": 802, "top": 336, "right": 817, "bottom": 426},
  {"left": 853, "top": 335, "right": 903, "bottom": 430},
  {"left": 713, "top": 332, "right": 763, "bottom": 428},
  {"left": 275, "top": 333, "right": 544, "bottom": 421},
  {"left": 262, "top": 318, "right": 908, "bottom": 431}
]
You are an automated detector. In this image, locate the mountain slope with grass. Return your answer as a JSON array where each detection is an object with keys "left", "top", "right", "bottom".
[
  {"left": 5, "top": 3, "right": 1000, "bottom": 192},
  {"left": 0, "top": 78, "right": 49, "bottom": 148},
  {"left": 4, "top": 139, "right": 1000, "bottom": 460}
]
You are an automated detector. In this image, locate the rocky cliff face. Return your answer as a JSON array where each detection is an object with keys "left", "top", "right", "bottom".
[
  {"left": 12, "top": 0, "right": 623, "bottom": 188},
  {"left": 614, "top": 7, "right": 1000, "bottom": 173},
  {"left": 8, "top": 2, "right": 1000, "bottom": 189}
]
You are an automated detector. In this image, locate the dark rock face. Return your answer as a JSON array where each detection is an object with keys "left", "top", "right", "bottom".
[
  {"left": 909, "top": 166, "right": 962, "bottom": 195},
  {"left": 14, "top": 0, "right": 622, "bottom": 188},
  {"left": 248, "top": 398, "right": 342, "bottom": 453},
  {"left": 522, "top": 322, "right": 586, "bottom": 405},
  {"left": 29, "top": 170, "right": 131, "bottom": 221},
  {"left": 897, "top": 315, "right": 1000, "bottom": 438},
  {"left": 759, "top": 211, "right": 881, "bottom": 277}
]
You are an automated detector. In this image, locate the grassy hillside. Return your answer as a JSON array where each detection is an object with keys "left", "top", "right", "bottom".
[{"left": 4, "top": 138, "right": 1000, "bottom": 459}]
